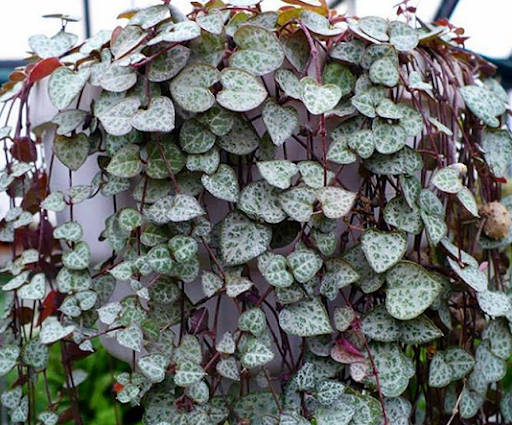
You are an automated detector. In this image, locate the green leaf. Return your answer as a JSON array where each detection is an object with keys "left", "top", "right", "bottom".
[
  {"left": 116, "top": 324, "right": 143, "bottom": 352},
  {"left": 52, "top": 109, "right": 88, "bottom": 135},
  {"left": 238, "top": 180, "right": 286, "bottom": 224},
  {"left": 186, "top": 147, "right": 220, "bottom": 174},
  {"left": 279, "top": 297, "right": 333, "bottom": 337},
  {"left": 175, "top": 360, "right": 206, "bottom": 387},
  {"left": 457, "top": 187, "right": 479, "bottom": 217},
  {"left": 280, "top": 187, "right": 317, "bottom": 222},
  {"left": 148, "top": 45, "right": 190, "bottom": 82},
  {"left": 62, "top": 241, "right": 91, "bottom": 270},
  {"left": 30, "top": 30, "right": 77, "bottom": 58},
  {"left": 369, "top": 58, "right": 399, "bottom": 87},
  {"left": 152, "top": 20, "right": 201, "bottom": 44},
  {"left": 323, "top": 62, "right": 356, "bottom": 97},
  {"left": 40, "top": 320, "right": 75, "bottom": 344},
  {"left": 275, "top": 69, "right": 301, "bottom": 99},
  {"left": 372, "top": 119, "right": 407, "bottom": 154},
  {"left": 258, "top": 252, "right": 293, "bottom": 288},
  {"left": 216, "top": 331, "right": 236, "bottom": 354},
  {"left": 432, "top": 167, "right": 462, "bottom": 194},
  {"left": 216, "top": 356, "right": 240, "bottom": 381},
  {"left": 132, "top": 96, "right": 175, "bottom": 132},
  {"left": 196, "top": 8, "right": 224, "bottom": 34},
  {"left": 384, "top": 196, "right": 422, "bottom": 234},
  {"left": 100, "top": 63, "right": 137, "bottom": 92},
  {"left": 428, "top": 352, "right": 452, "bottom": 388},
  {"left": 262, "top": 100, "right": 298, "bottom": 146},
  {"left": 148, "top": 244, "right": 174, "bottom": 274},
  {"left": 358, "top": 16, "right": 389, "bottom": 41},
  {"left": 287, "top": 246, "right": 322, "bottom": 283},
  {"left": 217, "top": 115, "right": 260, "bottom": 155},
  {"left": 42, "top": 191, "right": 66, "bottom": 212},
  {"left": 388, "top": 21, "right": 419, "bottom": 51},
  {"left": 169, "top": 235, "right": 198, "bottom": 263},
  {"left": 330, "top": 38, "right": 365, "bottom": 64},
  {"left": 399, "top": 314, "right": 443, "bottom": 344},
  {"left": 477, "top": 290, "right": 512, "bottom": 317},
  {"left": 146, "top": 139, "right": 185, "bottom": 179},
  {"left": 385, "top": 261, "right": 442, "bottom": 320},
  {"left": 447, "top": 258, "right": 488, "bottom": 292},
  {"left": 168, "top": 194, "right": 205, "bottom": 222},
  {"left": 239, "top": 308, "right": 267, "bottom": 336},
  {"left": 297, "top": 161, "right": 334, "bottom": 188},
  {"left": 482, "top": 129, "right": 512, "bottom": 178},
  {"left": 361, "top": 305, "right": 400, "bottom": 342},
  {"left": 48, "top": 67, "right": 90, "bottom": 110},
  {"left": 315, "top": 401, "right": 355, "bottom": 425},
  {"left": 225, "top": 274, "right": 253, "bottom": 298},
  {"left": 317, "top": 187, "right": 356, "bottom": 219},
  {"left": 368, "top": 343, "right": 412, "bottom": 397},
  {"left": 483, "top": 319, "right": 512, "bottom": 360},
  {"left": 18, "top": 273, "right": 46, "bottom": 301},
  {"left": 220, "top": 211, "right": 272, "bottom": 266},
  {"left": 53, "top": 133, "right": 89, "bottom": 171},
  {"left": 241, "top": 338, "right": 275, "bottom": 368},
  {"left": 362, "top": 229, "right": 407, "bottom": 273},
  {"left": 320, "top": 258, "right": 359, "bottom": 300},
  {"left": 97, "top": 97, "right": 141, "bottom": 136},
  {"left": 129, "top": 4, "right": 169, "bottom": 29},
  {"left": 230, "top": 25, "right": 284, "bottom": 76},
  {"left": 170, "top": 64, "right": 220, "bottom": 113},
  {"left": 301, "top": 11, "right": 344, "bottom": 36},
  {"left": 179, "top": 119, "right": 216, "bottom": 154},
  {"left": 460, "top": 85, "right": 501, "bottom": 128},
  {"left": 0, "top": 345, "right": 19, "bottom": 376},
  {"left": 202, "top": 164, "right": 239, "bottom": 202},
  {"left": 333, "top": 307, "right": 356, "bottom": 332},
  {"left": 217, "top": 68, "right": 267, "bottom": 112},
  {"left": 257, "top": 160, "right": 298, "bottom": 190},
  {"left": 281, "top": 30, "right": 309, "bottom": 72},
  {"left": 444, "top": 347, "right": 475, "bottom": 380},
  {"left": 107, "top": 144, "right": 141, "bottom": 178},
  {"left": 138, "top": 354, "right": 168, "bottom": 383},
  {"left": 300, "top": 77, "right": 342, "bottom": 115}
]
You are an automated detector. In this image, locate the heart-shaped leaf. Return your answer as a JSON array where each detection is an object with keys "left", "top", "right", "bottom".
[
  {"left": 369, "top": 58, "right": 399, "bottom": 87},
  {"left": 216, "top": 356, "right": 240, "bottom": 381},
  {"left": 202, "top": 164, "right": 239, "bottom": 202},
  {"left": 52, "top": 109, "right": 88, "bottom": 135},
  {"left": 197, "top": 9, "right": 224, "bottom": 34},
  {"left": 362, "top": 305, "right": 400, "bottom": 342},
  {"left": 230, "top": 25, "right": 284, "bottom": 76},
  {"left": 261, "top": 100, "right": 298, "bottom": 146},
  {"left": 358, "top": 16, "right": 389, "bottom": 41},
  {"left": 170, "top": 64, "right": 220, "bottom": 113},
  {"left": 220, "top": 211, "right": 272, "bottom": 266},
  {"left": 40, "top": 320, "right": 75, "bottom": 344},
  {"left": 257, "top": 160, "right": 298, "bottom": 190},
  {"left": 175, "top": 360, "right": 206, "bottom": 387},
  {"left": 150, "top": 21, "right": 201, "bottom": 45},
  {"left": 317, "top": 187, "right": 356, "bottom": 219},
  {"left": 428, "top": 352, "right": 452, "bottom": 388},
  {"left": 217, "top": 115, "right": 260, "bottom": 155},
  {"left": 388, "top": 21, "right": 419, "bottom": 51},
  {"left": 100, "top": 63, "right": 137, "bottom": 92},
  {"left": 29, "top": 30, "right": 77, "bottom": 58},
  {"left": 62, "top": 241, "right": 91, "bottom": 270},
  {"left": 372, "top": 118, "right": 407, "bottom": 154},
  {"left": 53, "top": 133, "right": 89, "bottom": 171},
  {"left": 116, "top": 324, "right": 143, "bottom": 352},
  {"left": 385, "top": 261, "right": 442, "bottom": 320},
  {"left": 148, "top": 45, "right": 190, "bottom": 82},
  {"left": 280, "top": 187, "right": 317, "bottom": 222},
  {"left": 258, "top": 252, "right": 294, "bottom": 288},
  {"left": 97, "top": 97, "right": 141, "bottom": 136},
  {"left": 460, "top": 85, "right": 501, "bottom": 128},
  {"left": 275, "top": 69, "right": 301, "bottom": 99},
  {"left": 179, "top": 119, "right": 216, "bottom": 154},
  {"left": 279, "top": 297, "right": 333, "bottom": 337},
  {"left": 217, "top": 68, "right": 267, "bottom": 112},
  {"left": 477, "top": 290, "right": 512, "bottom": 317},
  {"left": 0, "top": 345, "right": 20, "bottom": 376},
  {"left": 432, "top": 167, "right": 463, "bottom": 194},
  {"left": 362, "top": 228, "right": 407, "bottom": 273},
  {"left": 132, "top": 96, "right": 175, "bottom": 132},
  {"left": 301, "top": 11, "right": 344, "bottom": 36},
  {"left": 18, "top": 273, "right": 46, "bottom": 301},
  {"left": 48, "top": 67, "right": 90, "bottom": 110},
  {"left": 238, "top": 180, "right": 286, "bottom": 224},
  {"left": 107, "top": 144, "right": 141, "bottom": 178},
  {"left": 300, "top": 77, "right": 342, "bottom": 115},
  {"left": 482, "top": 129, "right": 512, "bottom": 178},
  {"left": 241, "top": 338, "right": 275, "bottom": 368}
]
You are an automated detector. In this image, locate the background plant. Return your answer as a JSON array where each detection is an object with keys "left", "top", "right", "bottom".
[{"left": 1, "top": 1, "right": 512, "bottom": 424}]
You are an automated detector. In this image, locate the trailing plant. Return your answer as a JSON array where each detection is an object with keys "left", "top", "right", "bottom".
[{"left": 1, "top": 0, "right": 512, "bottom": 424}]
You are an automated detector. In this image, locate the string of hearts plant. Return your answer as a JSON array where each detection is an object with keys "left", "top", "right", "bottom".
[{"left": 1, "top": 0, "right": 512, "bottom": 424}]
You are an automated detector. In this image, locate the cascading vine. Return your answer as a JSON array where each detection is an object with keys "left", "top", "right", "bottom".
[{"left": 1, "top": 1, "right": 512, "bottom": 424}]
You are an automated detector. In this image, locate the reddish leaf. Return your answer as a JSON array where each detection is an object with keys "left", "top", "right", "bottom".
[
  {"left": 113, "top": 383, "right": 124, "bottom": 393},
  {"left": 37, "top": 290, "right": 64, "bottom": 326},
  {"left": 28, "top": 58, "right": 62, "bottom": 84},
  {"left": 10, "top": 137, "right": 37, "bottom": 162}
]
